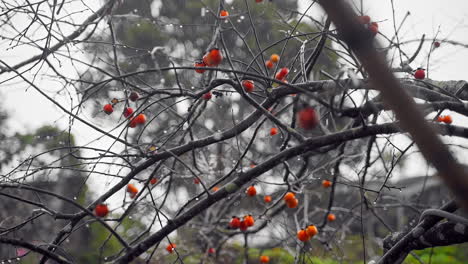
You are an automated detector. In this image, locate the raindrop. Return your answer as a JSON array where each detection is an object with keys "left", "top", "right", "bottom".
[
  {"left": 195, "top": 198, "right": 199, "bottom": 201},
  {"left": 73, "top": 196, "right": 77, "bottom": 200},
  {"left": 86, "top": 224, "right": 90, "bottom": 228},
  {"left": 237, "top": 19, "right": 241, "bottom": 23},
  {"left": 179, "top": 25, "right": 183, "bottom": 28},
  {"left": 163, "top": 130, "right": 167, "bottom": 134},
  {"left": 240, "top": 15, "right": 245, "bottom": 20},
  {"left": 129, "top": 216, "right": 133, "bottom": 219},
  {"left": 137, "top": 23, "right": 140, "bottom": 27},
  {"left": 133, "top": 9, "right": 138, "bottom": 13}
]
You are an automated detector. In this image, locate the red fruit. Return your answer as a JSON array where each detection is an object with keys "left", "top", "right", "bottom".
[
  {"left": 443, "top": 115, "right": 453, "bottom": 124},
  {"left": 322, "top": 180, "right": 332, "bottom": 188},
  {"left": 244, "top": 215, "right": 255, "bottom": 227},
  {"left": 283, "top": 192, "right": 295, "bottom": 202},
  {"left": 219, "top": 10, "right": 229, "bottom": 18},
  {"left": 260, "top": 255, "right": 270, "bottom": 263},
  {"left": 202, "top": 92, "right": 212, "bottom": 100},
  {"left": 193, "top": 178, "right": 201, "bottom": 184},
  {"left": 242, "top": 80, "right": 255, "bottom": 93},
  {"left": 264, "top": 195, "right": 272, "bottom": 203},
  {"left": 129, "top": 91, "right": 139, "bottom": 102},
  {"left": 129, "top": 118, "right": 138, "bottom": 128},
  {"left": 246, "top": 186, "right": 257, "bottom": 196},
  {"left": 94, "top": 204, "right": 109, "bottom": 217},
  {"left": 270, "top": 54, "right": 280, "bottom": 63},
  {"left": 123, "top": 107, "right": 134, "bottom": 118},
  {"left": 212, "top": 186, "right": 220, "bottom": 192},
  {"left": 239, "top": 220, "right": 248, "bottom": 231},
  {"left": 166, "top": 243, "right": 176, "bottom": 253},
  {"left": 275, "top": 68, "right": 289, "bottom": 80},
  {"left": 286, "top": 198, "right": 298, "bottom": 208},
  {"left": 256, "top": 0, "right": 263, "bottom": 2},
  {"left": 127, "top": 183, "right": 138, "bottom": 195},
  {"left": 265, "top": 60, "right": 274, "bottom": 69},
  {"left": 437, "top": 116, "right": 445, "bottom": 122},
  {"left": 249, "top": 163, "right": 256, "bottom": 168},
  {"left": 327, "top": 213, "right": 336, "bottom": 222},
  {"left": 357, "top": 15, "right": 371, "bottom": 24},
  {"left": 270, "top": 127, "right": 278, "bottom": 136},
  {"left": 414, "top": 69, "right": 425, "bottom": 80},
  {"left": 150, "top": 178, "right": 158, "bottom": 185},
  {"left": 369, "top": 25, "right": 378, "bottom": 35},
  {"left": 230, "top": 216, "right": 241, "bottom": 229},
  {"left": 195, "top": 60, "right": 207, "bottom": 73},
  {"left": 208, "top": 247, "right": 216, "bottom": 254},
  {"left": 103, "top": 104, "right": 113, "bottom": 115},
  {"left": 134, "top": 113, "right": 147, "bottom": 125},
  {"left": 306, "top": 225, "right": 318, "bottom": 237},
  {"left": 297, "top": 107, "right": 319, "bottom": 130},
  {"left": 297, "top": 229, "right": 310, "bottom": 242},
  {"left": 203, "top": 48, "right": 223, "bottom": 66},
  {"left": 434, "top": 41, "right": 440, "bottom": 48}
]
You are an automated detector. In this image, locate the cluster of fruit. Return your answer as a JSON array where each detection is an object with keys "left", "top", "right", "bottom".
[
  {"left": 229, "top": 215, "right": 255, "bottom": 231},
  {"left": 357, "top": 15, "right": 378, "bottom": 36},
  {"left": 102, "top": 91, "right": 147, "bottom": 128}
]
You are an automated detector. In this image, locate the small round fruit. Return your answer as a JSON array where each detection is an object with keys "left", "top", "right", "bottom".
[
  {"left": 297, "top": 229, "right": 310, "bottom": 242},
  {"left": 414, "top": 69, "right": 425, "bottom": 80},
  {"left": 306, "top": 225, "right": 318, "bottom": 237},
  {"left": 150, "top": 178, "right": 158, "bottom": 185},
  {"left": 246, "top": 186, "right": 257, "bottom": 197},
  {"left": 195, "top": 60, "right": 207, "bottom": 73},
  {"left": 327, "top": 213, "right": 336, "bottom": 222},
  {"left": 270, "top": 54, "right": 280, "bottom": 63},
  {"left": 230, "top": 216, "right": 241, "bottom": 229},
  {"left": 369, "top": 24, "right": 378, "bottom": 35},
  {"left": 129, "top": 91, "right": 140, "bottom": 102},
  {"left": 242, "top": 80, "right": 255, "bottom": 93},
  {"left": 127, "top": 183, "right": 138, "bottom": 194},
  {"left": 437, "top": 116, "right": 445, "bottom": 122},
  {"left": 297, "top": 107, "right": 319, "bottom": 130},
  {"left": 286, "top": 198, "right": 298, "bottom": 208},
  {"left": 322, "top": 180, "right": 332, "bottom": 188},
  {"left": 203, "top": 92, "right": 212, "bottom": 100},
  {"left": 212, "top": 186, "right": 219, "bottom": 192},
  {"left": 203, "top": 48, "right": 223, "bottom": 66},
  {"left": 357, "top": 15, "right": 371, "bottom": 24},
  {"left": 283, "top": 192, "right": 295, "bottom": 202},
  {"left": 134, "top": 113, "right": 147, "bottom": 125},
  {"left": 123, "top": 107, "right": 134, "bottom": 118},
  {"left": 239, "top": 220, "right": 248, "bottom": 231},
  {"left": 129, "top": 118, "right": 138, "bottom": 128},
  {"left": 270, "top": 127, "right": 278, "bottom": 136},
  {"left": 434, "top": 41, "right": 440, "bottom": 48},
  {"left": 94, "top": 204, "right": 109, "bottom": 217},
  {"left": 244, "top": 215, "right": 255, "bottom": 227},
  {"left": 250, "top": 163, "right": 256, "bottom": 168},
  {"left": 264, "top": 195, "right": 272, "bottom": 203},
  {"left": 103, "top": 104, "right": 113, "bottom": 115},
  {"left": 208, "top": 247, "right": 216, "bottom": 254},
  {"left": 443, "top": 115, "right": 453, "bottom": 124},
  {"left": 260, "top": 255, "right": 270, "bottom": 263},
  {"left": 166, "top": 243, "right": 176, "bottom": 253},
  {"left": 219, "top": 10, "right": 229, "bottom": 18},
  {"left": 265, "top": 60, "right": 274, "bottom": 69},
  {"left": 193, "top": 178, "right": 201, "bottom": 184}
]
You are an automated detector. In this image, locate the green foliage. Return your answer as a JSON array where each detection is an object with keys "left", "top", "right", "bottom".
[{"left": 405, "top": 244, "right": 468, "bottom": 264}]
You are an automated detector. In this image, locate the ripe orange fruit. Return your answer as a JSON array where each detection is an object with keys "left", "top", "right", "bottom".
[
  {"left": 249, "top": 163, "right": 256, "bottom": 168},
  {"left": 134, "top": 113, "right": 147, "bottom": 125},
  {"left": 242, "top": 80, "right": 255, "bottom": 93},
  {"left": 297, "top": 229, "right": 310, "bottom": 242},
  {"left": 219, "top": 10, "right": 229, "bottom": 18},
  {"left": 443, "top": 115, "right": 453, "bottom": 124},
  {"left": 150, "top": 178, "right": 158, "bottom": 185},
  {"left": 166, "top": 243, "right": 176, "bottom": 253},
  {"left": 212, "top": 186, "right": 219, "bottom": 192},
  {"left": 283, "top": 192, "right": 295, "bottom": 202},
  {"left": 246, "top": 186, "right": 257, "bottom": 196},
  {"left": 297, "top": 107, "right": 319, "bottom": 130},
  {"left": 322, "top": 180, "right": 332, "bottom": 188},
  {"left": 306, "top": 225, "right": 318, "bottom": 237},
  {"left": 244, "top": 215, "right": 255, "bottom": 227},
  {"left": 264, "top": 195, "right": 272, "bottom": 203},
  {"left": 239, "top": 220, "right": 248, "bottom": 231},
  {"left": 127, "top": 183, "right": 138, "bottom": 194},
  {"left": 203, "top": 92, "right": 212, "bottom": 100},
  {"left": 230, "top": 216, "right": 241, "bottom": 229},
  {"left": 270, "top": 127, "right": 278, "bottom": 136},
  {"left": 195, "top": 60, "right": 206, "bottom": 73},
  {"left": 103, "top": 104, "right": 113, "bottom": 115},
  {"left": 203, "top": 48, "right": 223, "bottom": 66},
  {"left": 437, "top": 116, "right": 445, "bottom": 122},
  {"left": 414, "top": 69, "right": 425, "bottom": 80},
  {"left": 265, "top": 60, "right": 274, "bottom": 69},
  {"left": 286, "top": 198, "right": 298, "bottom": 208},
  {"left": 270, "top": 54, "right": 280, "bottom": 63},
  {"left": 193, "top": 178, "right": 200, "bottom": 184},
  {"left": 260, "top": 255, "right": 270, "bottom": 263},
  {"left": 94, "top": 204, "right": 109, "bottom": 217},
  {"left": 327, "top": 213, "right": 336, "bottom": 222},
  {"left": 129, "top": 91, "right": 139, "bottom": 102}
]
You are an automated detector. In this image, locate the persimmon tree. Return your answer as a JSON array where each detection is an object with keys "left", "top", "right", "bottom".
[{"left": 1, "top": 0, "right": 468, "bottom": 263}]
